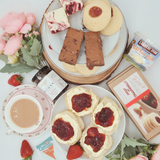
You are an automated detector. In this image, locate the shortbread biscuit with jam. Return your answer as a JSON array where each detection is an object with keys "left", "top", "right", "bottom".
[{"left": 83, "top": 0, "right": 111, "bottom": 31}]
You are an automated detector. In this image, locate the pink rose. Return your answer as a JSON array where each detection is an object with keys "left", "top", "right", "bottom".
[
  {"left": 130, "top": 155, "right": 148, "bottom": 160},
  {"left": 26, "top": 13, "right": 36, "bottom": 26},
  {"left": 151, "top": 145, "right": 160, "bottom": 160},
  {"left": 20, "top": 23, "right": 31, "bottom": 34},
  {"left": 0, "top": 12, "right": 26, "bottom": 34},
  {"left": 4, "top": 34, "right": 22, "bottom": 55},
  {"left": 0, "top": 37, "right": 6, "bottom": 54}
]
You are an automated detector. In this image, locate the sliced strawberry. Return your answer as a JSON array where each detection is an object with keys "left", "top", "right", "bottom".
[
  {"left": 20, "top": 140, "right": 33, "bottom": 160},
  {"left": 67, "top": 144, "right": 83, "bottom": 160}
]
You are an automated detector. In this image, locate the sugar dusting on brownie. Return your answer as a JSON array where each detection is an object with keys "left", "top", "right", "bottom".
[
  {"left": 60, "top": 0, "right": 84, "bottom": 16},
  {"left": 44, "top": 7, "right": 70, "bottom": 34}
]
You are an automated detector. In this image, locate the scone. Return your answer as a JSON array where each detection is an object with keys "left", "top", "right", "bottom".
[
  {"left": 65, "top": 86, "right": 99, "bottom": 116},
  {"left": 83, "top": 0, "right": 111, "bottom": 31},
  {"left": 100, "top": 5, "right": 123, "bottom": 36},
  {"left": 80, "top": 123, "right": 113, "bottom": 160},
  {"left": 91, "top": 97, "right": 123, "bottom": 135},
  {"left": 51, "top": 110, "right": 84, "bottom": 145}
]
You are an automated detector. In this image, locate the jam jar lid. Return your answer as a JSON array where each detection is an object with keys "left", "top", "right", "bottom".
[{"left": 32, "top": 66, "right": 51, "bottom": 84}]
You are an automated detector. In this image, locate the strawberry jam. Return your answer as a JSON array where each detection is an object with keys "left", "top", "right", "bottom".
[
  {"left": 95, "top": 107, "right": 114, "bottom": 127},
  {"left": 155, "top": 117, "right": 160, "bottom": 124},
  {"left": 89, "top": 7, "right": 102, "bottom": 18},
  {"left": 71, "top": 93, "right": 92, "bottom": 112},
  {"left": 84, "top": 127, "right": 105, "bottom": 152},
  {"left": 52, "top": 118, "right": 74, "bottom": 141}
]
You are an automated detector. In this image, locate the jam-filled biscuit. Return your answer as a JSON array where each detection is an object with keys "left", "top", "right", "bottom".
[
  {"left": 83, "top": 0, "right": 111, "bottom": 31},
  {"left": 51, "top": 110, "right": 84, "bottom": 145},
  {"left": 142, "top": 113, "right": 160, "bottom": 133},
  {"left": 100, "top": 5, "right": 123, "bottom": 35},
  {"left": 80, "top": 123, "right": 113, "bottom": 160},
  {"left": 91, "top": 97, "right": 122, "bottom": 135},
  {"left": 65, "top": 86, "right": 99, "bottom": 116}
]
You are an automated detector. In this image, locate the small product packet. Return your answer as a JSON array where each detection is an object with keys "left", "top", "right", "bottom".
[
  {"left": 124, "top": 32, "right": 160, "bottom": 71},
  {"left": 36, "top": 136, "right": 66, "bottom": 160}
]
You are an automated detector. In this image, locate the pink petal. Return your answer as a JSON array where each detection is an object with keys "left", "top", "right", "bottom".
[
  {"left": 10, "top": 19, "right": 24, "bottom": 30},
  {"left": 17, "top": 12, "right": 26, "bottom": 24},
  {"left": 4, "top": 34, "right": 22, "bottom": 55},
  {"left": 5, "top": 26, "right": 19, "bottom": 34},
  {"left": 20, "top": 23, "right": 31, "bottom": 34}
]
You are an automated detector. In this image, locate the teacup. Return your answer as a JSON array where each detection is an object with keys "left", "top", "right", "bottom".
[{"left": 5, "top": 95, "right": 43, "bottom": 134}]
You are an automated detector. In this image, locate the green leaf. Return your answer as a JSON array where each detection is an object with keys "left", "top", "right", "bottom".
[
  {"left": 137, "top": 138, "right": 158, "bottom": 146},
  {"left": 121, "top": 139, "right": 126, "bottom": 160},
  {"left": 124, "top": 146, "right": 136, "bottom": 159},
  {"left": 123, "top": 136, "right": 147, "bottom": 147},
  {"left": 0, "top": 54, "right": 8, "bottom": 63},
  {"left": 0, "top": 64, "right": 35, "bottom": 73},
  {"left": 21, "top": 47, "right": 38, "bottom": 67},
  {"left": 11, "top": 62, "right": 20, "bottom": 67},
  {"left": 21, "top": 39, "right": 26, "bottom": 45},
  {"left": 30, "top": 38, "right": 41, "bottom": 56}
]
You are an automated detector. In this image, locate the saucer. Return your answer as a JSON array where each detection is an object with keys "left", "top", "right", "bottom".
[{"left": 2, "top": 84, "right": 53, "bottom": 138}]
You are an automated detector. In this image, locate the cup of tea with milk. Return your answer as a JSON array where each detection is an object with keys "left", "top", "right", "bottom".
[{"left": 5, "top": 95, "right": 43, "bottom": 134}]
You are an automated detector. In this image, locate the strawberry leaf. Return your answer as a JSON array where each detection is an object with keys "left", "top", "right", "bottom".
[{"left": 24, "top": 156, "right": 32, "bottom": 160}]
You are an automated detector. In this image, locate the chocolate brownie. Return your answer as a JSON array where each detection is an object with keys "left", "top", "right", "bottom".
[
  {"left": 85, "top": 32, "right": 104, "bottom": 68},
  {"left": 58, "top": 28, "right": 84, "bottom": 65}
]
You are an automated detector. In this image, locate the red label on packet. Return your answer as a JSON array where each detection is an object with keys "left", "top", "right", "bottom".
[{"left": 113, "top": 72, "right": 149, "bottom": 108}]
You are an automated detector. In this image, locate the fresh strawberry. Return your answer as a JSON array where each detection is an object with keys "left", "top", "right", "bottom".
[
  {"left": 8, "top": 74, "right": 23, "bottom": 86},
  {"left": 66, "top": 144, "right": 83, "bottom": 160},
  {"left": 20, "top": 140, "right": 33, "bottom": 160},
  {"left": 141, "top": 93, "right": 150, "bottom": 102},
  {"left": 150, "top": 99, "right": 158, "bottom": 109}
]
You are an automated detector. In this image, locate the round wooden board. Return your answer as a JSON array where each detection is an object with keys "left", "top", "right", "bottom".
[{"left": 39, "top": 0, "right": 129, "bottom": 84}]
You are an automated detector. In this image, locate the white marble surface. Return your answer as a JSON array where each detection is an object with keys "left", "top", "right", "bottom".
[{"left": 0, "top": 0, "right": 160, "bottom": 159}]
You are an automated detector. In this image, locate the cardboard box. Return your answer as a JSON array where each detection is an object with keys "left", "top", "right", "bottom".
[{"left": 107, "top": 65, "right": 160, "bottom": 141}]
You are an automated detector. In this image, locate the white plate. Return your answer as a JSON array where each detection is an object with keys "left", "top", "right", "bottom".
[
  {"left": 51, "top": 85, "right": 126, "bottom": 160},
  {"left": 44, "top": 0, "right": 120, "bottom": 64},
  {"left": 41, "top": 0, "right": 128, "bottom": 77}
]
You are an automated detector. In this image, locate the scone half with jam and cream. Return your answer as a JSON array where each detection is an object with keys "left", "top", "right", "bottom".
[
  {"left": 65, "top": 86, "right": 99, "bottom": 116},
  {"left": 80, "top": 123, "right": 113, "bottom": 160},
  {"left": 51, "top": 110, "right": 84, "bottom": 145},
  {"left": 91, "top": 97, "right": 123, "bottom": 135}
]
